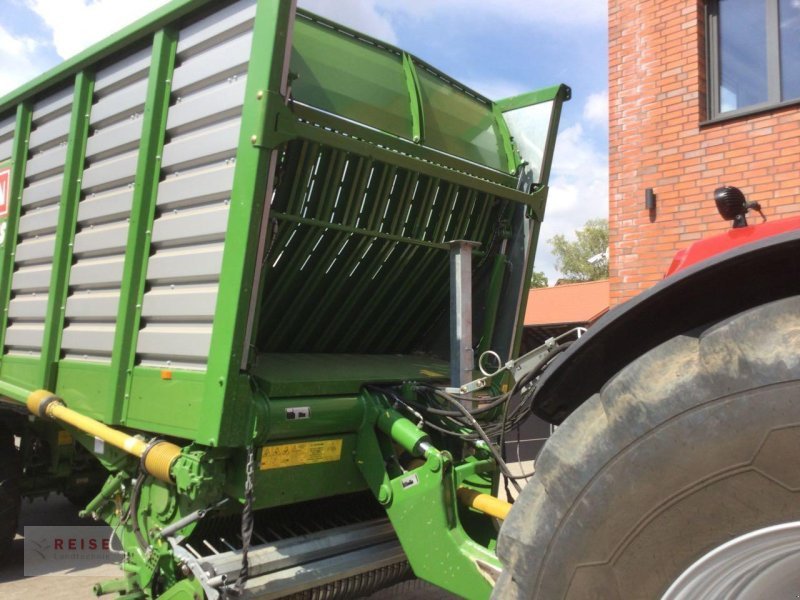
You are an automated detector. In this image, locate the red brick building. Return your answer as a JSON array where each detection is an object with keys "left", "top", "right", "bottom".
[{"left": 608, "top": 0, "right": 800, "bottom": 304}]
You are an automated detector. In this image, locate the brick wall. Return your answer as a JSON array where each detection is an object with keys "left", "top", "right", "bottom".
[{"left": 608, "top": 0, "right": 800, "bottom": 305}]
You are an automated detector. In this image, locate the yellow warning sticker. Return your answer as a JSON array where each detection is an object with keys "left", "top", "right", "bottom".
[
  {"left": 57, "top": 430, "right": 73, "bottom": 445},
  {"left": 260, "top": 439, "right": 343, "bottom": 470}
]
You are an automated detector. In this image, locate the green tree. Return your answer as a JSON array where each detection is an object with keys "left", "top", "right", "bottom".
[
  {"left": 548, "top": 218, "right": 608, "bottom": 282},
  {"left": 530, "top": 270, "right": 549, "bottom": 288}
]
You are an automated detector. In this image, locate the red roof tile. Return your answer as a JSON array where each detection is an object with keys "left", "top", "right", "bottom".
[{"left": 524, "top": 280, "right": 610, "bottom": 326}]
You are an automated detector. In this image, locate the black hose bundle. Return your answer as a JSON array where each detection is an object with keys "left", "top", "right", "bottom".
[{"left": 367, "top": 341, "right": 572, "bottom": 496}]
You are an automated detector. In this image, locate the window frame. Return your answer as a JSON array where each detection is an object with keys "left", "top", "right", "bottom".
[{"left": 705, "top": 0, "right": 799, "bottom": 122}]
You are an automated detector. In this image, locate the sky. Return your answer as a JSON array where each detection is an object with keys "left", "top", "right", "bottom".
[{"left": 0, "top": 0, "right": 609, "bottom": 284}]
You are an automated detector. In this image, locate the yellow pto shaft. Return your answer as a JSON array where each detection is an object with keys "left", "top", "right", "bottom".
[
  {"left": 27, "top": 389, "right": 181, "bottom": 484},
  {"left": 456, "top": 487, "right": 512, "bottom": 521}
]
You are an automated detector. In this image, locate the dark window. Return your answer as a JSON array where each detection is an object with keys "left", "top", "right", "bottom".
[{"left": 707, "top": 0, "right": 800, "bottom": 119}]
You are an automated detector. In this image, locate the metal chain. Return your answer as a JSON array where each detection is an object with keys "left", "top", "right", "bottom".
[{"left": 235, "top": 445, "right": 256, "bottom": 595}]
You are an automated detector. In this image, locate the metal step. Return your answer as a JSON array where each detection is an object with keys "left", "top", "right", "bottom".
[{"left": 195, "top": 517, "right": 407, "bottom": 599}]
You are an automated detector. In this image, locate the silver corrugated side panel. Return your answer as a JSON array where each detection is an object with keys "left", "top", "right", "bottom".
[
  {"left": 93, "top": 46, "right": 151, "bottom": 94},
  {"left": 30, "top": 86, "right": 74, "bottom": 121},
  {"left": 63, "top": 46, "right": 151, "bottom": 362},
  {"left": 17, "top": 204, "right": 60, "bottom": 236},
  {"left": 136, "top": 1, "right": 252, "bottom": 370},
  {"left": 6, "top": 86, "right": 73, "bottom": 355},
  {"left": 65, "top": 290, "right": 121, "bottom": 319},
  {"left": 0, "top": 113, "right": 16, "bottom": 162},
  {"left": 4, "top": 323, "right": 46, "bottom": 353},
  {"left": 11, "top": 265, "right": 52, "bottom": 293},
  {"left": 61, "top": 323, "right": 116, "bottom": 357},
  {"left": 28, "top": 112, "right": 71, "bottom": 149},
  {"left": 68, "top": 255, "right": 125, "bottom": 288},
  {"left": 6, "top": 295, "right": 48, "bottom": 319},
  {"left": 25, "top": 144, "right": 68, "bottom": 179},
  {"left": 22, "top": 177, "right": 63, "bottom": 208}
]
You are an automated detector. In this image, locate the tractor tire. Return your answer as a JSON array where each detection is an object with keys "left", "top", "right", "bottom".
[
  {"left": 494, "top": 295, "right": 800, "bottom": 599},
  {"left": 0, "top": 434, "right": 21, "bottom": 557}
]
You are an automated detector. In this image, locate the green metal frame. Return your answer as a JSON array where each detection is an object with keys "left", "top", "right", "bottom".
[
  {"left": 107, "top": 29, "right": 178, "bottom": 425},
  {"left": 198, "top": 0, "right": 296, "bottom": 446},
  {"left": 0, "top": 5, "right": 573, "bottom": 596},
  {"left": 0, "top": 0, "right": 564, "bottom": 443},
  {"left": 504, "top": 85, "right": 570, "bottom": 357},
  {"left": 286, "top": 104, "right": 533, "bottom": 204},
  {"left": 0, "top": 103, "right": 32, "bottom": 363},
  {"left": 496, "top": 84, "right": 571, "bottom": 113},
  {"left": 39, "top": 71, "right": 94, "bottom": 390},
  {"left": 497, "top": 83, "right": 571, "bottom": 192},
  {"left": 353, "top": 391, "right": 502, "bottom": 599},
  {"left": 402, "top": 53, "right": 425, "bottom": 144}
]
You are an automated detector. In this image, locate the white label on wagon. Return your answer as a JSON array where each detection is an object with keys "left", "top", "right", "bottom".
[{"left": 0, "top": 166, "right": 9, "bottom": 218}]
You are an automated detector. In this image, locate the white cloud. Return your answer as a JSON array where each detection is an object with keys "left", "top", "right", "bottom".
[
  {"left": 0, "top": 24, "right": 44, "bottom": 97},
  {"left": 25, "top": 0, "right": 170, "bottom": 59},
  {"left": 0, "top": 25, "right": 39, "bottom": 59},
  {"left": 375, "top": 0, "right": 607, "bottom": 27},
  {"left": 298, "top": 0, "right": 397, "bottom": 44},
  {"left": 536, "top": 123, "right": 609, "bottom": 283},
  {"left": 583, "top": 89, "right": 608, "bottom": 127},
  {"left": 461, "top": 77, "right": 527, "bottom": 101},
  {"left": 1, "top": 0, "right": 172, "bottom": 96}
]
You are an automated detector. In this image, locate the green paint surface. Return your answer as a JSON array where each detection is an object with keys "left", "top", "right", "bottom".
[
  {"left": 252, "top": 353, "right": 448, "bottom": 396},
  {"left": 0, "top": 3, "right": 570, "bottom": 597}
]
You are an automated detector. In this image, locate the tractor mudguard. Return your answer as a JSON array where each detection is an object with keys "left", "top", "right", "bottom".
[{"left": 532, "top": 227, "right": 800, "bottom": 424}]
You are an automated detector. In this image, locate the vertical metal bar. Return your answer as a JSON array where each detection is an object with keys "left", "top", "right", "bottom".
[
  {"left": 352, "top": 180, "right": 451, "bottom": 351},
  {"left": 241, "top": 148, "right": 279, "bottom": 370},
  {"left": 106, "top": 28, "right": 178, "bottom": 424},
  {"left": 0, "top": 103, "right": 33, "bottom": 359},
  {"left": 309, "top": 162, "right": 390, "bottom": 349},
  {"left": 466, "top": 192, "right": 493, "bottom": 242},
  {"left": 391, "top": 194, "right": 495, "bottom": 351},
  {"left": 358, "top": 244, "right": 428, "bottom": 350},
  {"left": 511, "top": 215, "right": 542, "bottom": 359},
  {"left": 388, "top": 171, "right": 418, "bottom": 234},
  {"left": 449, "top": 240, "right": 479, "bottom": 388},
  {"left": 271, "top": 151, "right": 349, "bottom": 350},
  {"left": 533, "top": 91, "right": 567, "bottom": 192},
  {"left": 487, "top": 90, "right": 566, "bottom": 360},
  {"left": 39, "top": 72, "right": 94, "bottom": 389},
  {"left": 431, "top": 183, "right": 457, "bottom": 243},
  {"left": 451, "top": 189, "right": 476, "bottom": 241},
  {"left": 385, "top": 254, "right": 449, "bottom": 351},
  {"left": 492, "top": 104, "right": 518, "bottom": 175},
  {"left": 477, "top": 254, "right": 508, "bottom": 355},
  {"left": 295, "top": 156, "right": 371, "bottom": 349},
  {"left": 492, "top": 200, "right": 545, "bottom": 362},
  {"left": 766, "top": 0, "right": 781, "bottom": 103},
  {"left": 705, "top": 1, "right": 720, "bottom": 118},
  {"left": 200, "top": 0, "right": 297, "bottom": 446},
  {"left": 335, "top": 239, "right": 399, "bottom": 350}
]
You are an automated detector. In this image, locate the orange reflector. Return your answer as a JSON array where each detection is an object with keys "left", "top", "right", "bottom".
[{"left": 161, "top": 370, "right": 173, "bottom": 380}]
